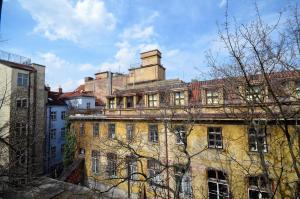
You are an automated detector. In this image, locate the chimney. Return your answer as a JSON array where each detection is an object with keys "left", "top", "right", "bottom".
[
  {"left": 58, "top": 86, "right": 62, "bottom": 94},
  {"left": 140, "top": 49, "right": 161, "bottom": 67}
]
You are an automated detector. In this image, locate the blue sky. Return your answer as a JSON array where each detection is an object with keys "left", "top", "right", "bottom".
[{"left": 0, "top": 0, "right": 295, "bottom": 91}]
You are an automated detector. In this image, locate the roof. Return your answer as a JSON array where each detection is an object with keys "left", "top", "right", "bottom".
[
  {"left": 111, "top": 79, "right": 187, "bottom": 96},
  {"left": 60, "top": 91, "right": 94, "bottom": 99},
  {"left": 74, "top": 84, "right": 85, "bottom": 92},
  {"left": 47, "top": 91, "right": 66, "bottom": 106},
  {"left": 0, "top": 59, "right": 36, "bottom": 72}
]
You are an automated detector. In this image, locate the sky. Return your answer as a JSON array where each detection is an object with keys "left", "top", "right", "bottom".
[{"left": 0, "top": 0, "right": 295, "bottom": 91}]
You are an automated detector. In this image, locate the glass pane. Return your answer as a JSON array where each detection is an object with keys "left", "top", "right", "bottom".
[
  {"left": 249, "top": 190, "right": 259, "bottom": 199},
  {"left": 208, "top": 170, "right": 216, "bottom": 179}
]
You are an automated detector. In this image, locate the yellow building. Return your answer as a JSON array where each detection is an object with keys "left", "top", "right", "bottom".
[{"left": 69, "top": 50, "right": 300, "bottom": 198}]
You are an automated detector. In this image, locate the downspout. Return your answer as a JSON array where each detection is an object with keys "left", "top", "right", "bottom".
[
  {"left": 26, "top": 70, "right": 32, "bottom": 181},
  {"left": 32, "top": 71, "right": 37, "bottom": 175},
  {"left": 164, "top": 116, "right": 170, "bottom": 198}
]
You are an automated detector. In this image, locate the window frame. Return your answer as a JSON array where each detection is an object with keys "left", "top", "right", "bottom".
[
  {"left": 147, "top": 159, "right": 162, "bottom": 186},
  {"left": 79, "top": 123, "right": 85, "bottom": 136},
  {"left": 174, "top": 91, "right": 185, "bottom": 106},
  {"left": 93, "top": 123, "right": 99, "bottom": 137},
  {"left": 61, "top": 127, "right": 65, "bottom": 138},
  {"left": 207, "top": 127, "right": 223, "bottom": 149},
  {"left": 108, "top": 98, "right": 115, "bottom": 109},
  {"left": 126, "top": 123, "right": 135, "bottom": 141},
  {"left": 206, "top": 90, "right": 219, "bottom": 105},
  {"left": 246, "top": 85, "right": 263, "bottom": 102},
  {"left": 248, "top": 127, "right": 268, "bottom": 153},
  {"left": 50, "top": 111, "right": 57, "bottom": 121},
  {"left": 108, "top": 123, "right": 116, "bottom": 139},
  {"left": 61, "top": 111, "right": 66, "bottom": 120},
  {"left": 17, "top": 73, "right": 29, "bottom": 87},
  {"left": 248, "top": 175, "right": 270, "bottom": 199},
  {"left": 148, "top": 93, "right": 158, "bottom": 107},
  {"left": 175, "top": 125, "right": 187, "bottom": 145},
  {"left": 15, "top": 123, "right": 27, "bottom": 137},
  {"left": 50, "top": 129, "right": 56, "bottom": 140},
  {"left": 207, "top": 169, "right": 229, "bottom": 199},
  {"left": 148, "top": 124, "right": 159, "bottom": 143},
  {"left": 107, "top": 153, "right": 117, "bottom": 178},
  {"left": 91, "top": 150, "right": 100, "bottom": 174}
]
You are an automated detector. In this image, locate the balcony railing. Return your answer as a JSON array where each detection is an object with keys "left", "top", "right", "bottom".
[{"left": 0, "top": 50, "right": 31, "bottom": 65}]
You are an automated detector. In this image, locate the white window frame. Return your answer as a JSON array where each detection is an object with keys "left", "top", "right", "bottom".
[
  {"left": 50, "top": 111, "right": 57, "bottom": 121},
  {"left": 175, "top": 125, "right": 186, "bottom": 144},
  {"left": 148, "top": 94, "right": 158, "bottom": 107},
  {"left": 248, "top": 127, "right": 268, "bottom": 153},
  {"left": 126, "top": 124, "right": 134, "bottom": 141},
  {"left": 108, "top": 123, "right": 116, "bottom": 139},
  {"left": 208, "top": 127, "right": 223, "bottom": 149},
  {"left": 175, "top": 91, "right": 185, "bottom": 106},
  {"left": 109, "top": 98, "right": 115, "bottom": 109},
  {"left": 91, "top": 150, "right": 100, "bottom": 174},
  {"left": 248, "top": 175, "right": 270, "bottom": 199},
  {"left": 149, "top": 124, "right": 158, "bottom": 143},
  {"left": 206, "top": 90, "right": 219, "bottom": 105},
  {"left": 93, "top": 123, "right": 99, "bottom": 137},
  {"left": 208, "top": 169, "right": 229, "bottom": 199},
  {"left": 17, "top": 73, "right": 28, "bottom": 87}
]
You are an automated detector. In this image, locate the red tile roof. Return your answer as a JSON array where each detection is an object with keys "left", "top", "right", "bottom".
[{"left": 47, "top": 91, "right": 66, "bottom": 106}]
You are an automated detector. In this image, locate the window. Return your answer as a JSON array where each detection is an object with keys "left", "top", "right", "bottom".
[
  {"left": 61, "top": 111, "right": 66, "bottom": 120},
  {"left": 17, "top": 73, "right": 28, "bottom": 86},
  {"left": 248, "top": 127, "right": 267, "bottom": 152},
  {"left": 93, "top": 123, "right": 99, "bottom": 137},
  {"left": 248, "top": 175, "right": 270, "bottom": 199},
  {"left": 149, "top": 124, "right": 158, "bottom": 143},
  {"left": 147, "top": 159, "right": 161, "bottom": 185},
  {"left": 107, "top": 153, "right": 117, "bottom": 177},
  {"left": 109, "top": 98, "right": 115, "bottom": 109},
  {"left": 208, "top": 169, "right": 229, "bottom": 199},
  {"left": 148, "top": 94, "right": 158, "bottom": 107},
  {"left": 295, "top": 81, "right": 300, "bottom": 97},
  {"left": 208, "top": 127, "right": 223, "bottom": 149},
  {"left": 61, "top": 128, "right": 65, "bottom": 138},
  {"left": 50, "top": 111, "right": 57, "bottom": 121},
  {"left": 108, "top": 123, "right": 116, "bottom": 139},
  {"left": 15, "top": 123, "right": 27, "bottom": 137},
  {"left": 79, "top": 123, "right": 84, "bottom": 135},
  {"left": 246, "top": 85, "right": 262, "bottom": 102},
  {"left": 16, "top": 99, "right": 27, "bottom": 108},
  {"left": 86, "top": 102, "right": 91, "bottom": 109},
  {"left": 50, "top": 129, "right": 56, "bottom": 139},
  {"left": 175, "top": 166, "right": 192, "bottom": 197},
  {"left": 92, "top": 150, "right": 100, "bottom": 174},
  {"left": 126, "top": 96, "right": 134, "bottom": 108},
  {"left": 175, "top": 91, "right": 185, "bottom": 106},
  {"left": 61, "top": 144, "right": 65, "bottom": 155},
  {"left": 206, "top": 90, "right": 219, "bottom": 104},
  {"left": 127, "top": 156, "right": 138, "bottom": 180},
  {"left": 51, "top": 146, "right": 56, "bottom": 159},
  {"left": 126, "top": 124, "right": 135, "bottom": 141},
  {"left": 175, "top": 125, "right": 186, "bottom": 144}
]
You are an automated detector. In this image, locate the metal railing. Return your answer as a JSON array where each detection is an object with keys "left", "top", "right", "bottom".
[{"left": 0, "top": 50, "right": 31, "bottom": 65}]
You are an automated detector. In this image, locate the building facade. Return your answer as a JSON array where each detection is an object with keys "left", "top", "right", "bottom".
[
  {"left": 45, "top": 88, "right": 67, "bottom": 176},
  {"left": 69, "top": 50, "right": 300, "bottom": 198},
  {"left": 0, "top": 52, "right": 46, "bottom": 186}
]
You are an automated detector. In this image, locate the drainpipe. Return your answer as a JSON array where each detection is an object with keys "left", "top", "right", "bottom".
[{"left": 164, "top": 117, "right": 170, "bottom": 198}]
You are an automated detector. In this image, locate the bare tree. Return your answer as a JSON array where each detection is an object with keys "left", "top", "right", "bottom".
[{"left": 206, "top": 1, "right": 300, "bottom": 198}]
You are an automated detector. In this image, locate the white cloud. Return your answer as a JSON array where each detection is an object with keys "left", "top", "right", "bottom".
[
  {"left": 219, "top": 0, "right": 227, "bottom": 8},
  {"left": 79, "top": 63, "right": 95, "bottom": 71},
  {"left": 121, "top": 25, "right": 155, "bottom": 40},
  {"left": 38, "top": 52, "right": 67, "bottom": 69},
  {"left": 99, "top": 11, "right": 160, "bottom": 73},
  {"left": 19, "top": 0, "right": 116, "bottom": 43}
]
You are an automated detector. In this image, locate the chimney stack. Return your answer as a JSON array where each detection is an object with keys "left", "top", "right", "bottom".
[
  {"left": 58, "top": 86, "right": 62, "bottom": 94},
  {"left": 140, "top": 49, "right": 161, "bottom": 67}
]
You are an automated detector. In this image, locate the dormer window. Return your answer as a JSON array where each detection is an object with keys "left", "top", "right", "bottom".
[
  {"left": 148, "top": 94, "right": 158, "bottom": 107},
  {"left": 126, "top": 96, "right": 134, "bottom": 108},
  {"left": 246, "top": 85, "right": 262, "bottom": 102},
  {"left": 206, "top": 90, "right": 219, "bottom": 105},
  {"left": 108, "top": 98, "right": 115, "bottom": 109},
  {"left": 175, "top": 91, "right": 185, "bottom": 106}
]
